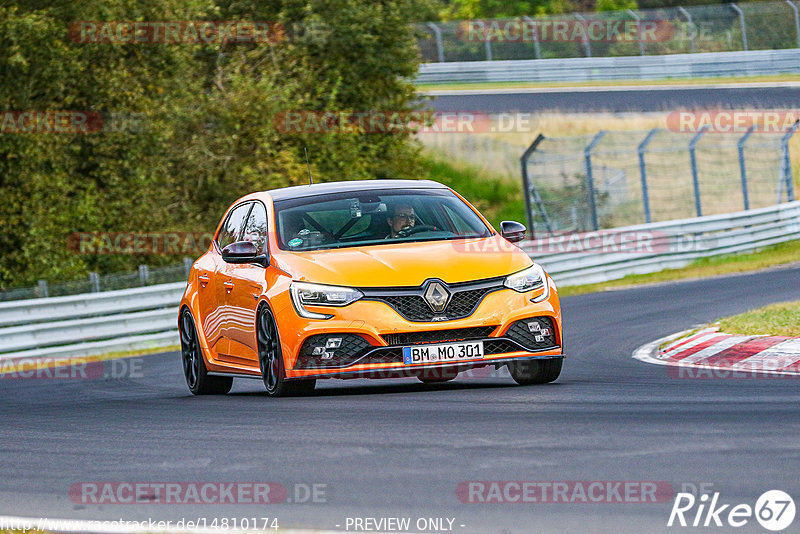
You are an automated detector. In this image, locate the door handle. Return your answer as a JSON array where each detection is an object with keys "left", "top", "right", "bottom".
[
  {"left": 223, "top": 280, "right": 235, "bottom": 292},
  {"left": 198, "top": 274, "right": 210, "bottom": 287}
]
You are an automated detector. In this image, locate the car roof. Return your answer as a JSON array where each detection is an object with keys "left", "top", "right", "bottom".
[{"left": 265, "top": 179, "right": 448, "bottom": 201}]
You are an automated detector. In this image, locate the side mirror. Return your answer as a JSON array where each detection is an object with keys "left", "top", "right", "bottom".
[
  {"left": 221, "top": 241, "right": 268, "bottom": 266},
  {"left": 500, "top": 221, "right": 527, "bottom": 243}
]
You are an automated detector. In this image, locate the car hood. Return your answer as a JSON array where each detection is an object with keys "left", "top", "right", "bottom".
[{"left": 272, "top": 235, "right": 532, "bottom": 287}]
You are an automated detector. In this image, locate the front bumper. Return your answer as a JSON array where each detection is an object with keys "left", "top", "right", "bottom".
[{"left": 280, "top": 282, "right": 562, "bottom": 380}]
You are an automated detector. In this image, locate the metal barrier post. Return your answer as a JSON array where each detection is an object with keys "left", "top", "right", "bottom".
[
  {"left": 574, "top": 13, "right": 592, "bottom": 57},
  {"left": 478, "top": 21, "right": 493, "bottom": 61},
  {"left": 730, "top": 3, "right": 748, "bottom": 51},
  {"left": 585, "top": 131, "right": 607, "bottom": 230},
  {"left": 426, "top": 22, "right": 444, "bottom": 63},
  {"left": 184, "top": 257, "right": 193, "bottom": 277},
  {"left": 689, "top": 125, "right": 709, "bottom": 217},
  {"left": 788, "top": 0, "right": 800, "bottom": 48},
  {"left": 37, "top": 280, "right": 48, "bottom": 298},
  {"left": 522, "top": 16, "right": 542, "bottom": 59},
  {"left": 89, "top": 272, "right": 100, "bottom": 293},
  {"left": 780, "top": 120, "right": 799, "bottom": 202},
  {"left": 638, "top": 128, "right": 659, "bottom": 223},
  {"left": 627, "top": 9, "right": 645, "bottom": 56},
  {"left": 520, "top": 134, "right": 553, "bottom": 235},
  {"left": 737, "top": 126, "right": 755, "bottom": 210},
  {"left": 677, "top": 7, "right": 696, "bottom": 53},
  {"left": 139, "top": 265, "right": 150, "bottom": 285}
]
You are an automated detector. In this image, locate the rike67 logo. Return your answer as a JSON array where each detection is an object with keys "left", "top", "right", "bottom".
[{"left": 668, "top": 490, "right": 796, "bottom": 531}]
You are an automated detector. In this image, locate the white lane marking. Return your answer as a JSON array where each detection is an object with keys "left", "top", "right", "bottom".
[
  {"left": 632, "top": 329, "right": 696, "bottom": 366},
  {"left": 422, "top": 81, "right": 800, "bottom": 96}
]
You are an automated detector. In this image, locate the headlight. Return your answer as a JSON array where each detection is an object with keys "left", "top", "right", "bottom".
[
  {"left": 290, "top": 282, "right": 363, "bottom": 319},
  {"left": 504, "top": 264, "right": 550, "bottom": 302}
]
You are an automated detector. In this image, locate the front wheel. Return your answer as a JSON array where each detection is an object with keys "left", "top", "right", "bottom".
[
  {"left": 507, "top": 358, "right": 562, "bottom": 385},
  {"left": 179, "top": 309, "right": 233, "bottom": 395},
  {"left": 257, "top": 306, "right": 315, "bottom": 397}
]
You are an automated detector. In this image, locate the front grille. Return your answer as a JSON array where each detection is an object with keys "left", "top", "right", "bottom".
[
  {"left": 383, "top": 326, "right": 497, "bottom": 346},
  {"left": 504, "top": 317, "right": 558, "bottom": 351},
  {"left": 361, "top": 277, "right": 505, "bottom": 322}
]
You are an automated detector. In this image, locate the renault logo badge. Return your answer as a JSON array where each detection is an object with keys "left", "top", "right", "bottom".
[{"left": 424, "top": 281, "right": 450, "bottom": 313}]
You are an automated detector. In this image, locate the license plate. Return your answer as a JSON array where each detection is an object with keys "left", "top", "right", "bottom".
[{"left": 402, "top": 341, "right": 485, "bottom": 365}]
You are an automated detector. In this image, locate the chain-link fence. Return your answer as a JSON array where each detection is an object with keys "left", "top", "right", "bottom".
[
  {"left": 523, "top": 127, "right": 797, "bottom": 234},
  {"left": 417, "top": 132, "right": 521, "bottom": 179},
  {"left": 417, "top": 0, "right": 800, "bottom": 63},
  {"left": 0, "top": 261, "right": 191, "bottom": 302}
]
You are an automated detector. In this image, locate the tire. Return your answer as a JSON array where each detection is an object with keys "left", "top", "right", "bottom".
[
  {"left": 179, "top": 308, "right": 233, "bottom": 395},
  {"left": 507, "top": 358, "right": 562, "bottom": 385},
  {"left": 257, "top": 306, "right": 316, "bottom": 397}
]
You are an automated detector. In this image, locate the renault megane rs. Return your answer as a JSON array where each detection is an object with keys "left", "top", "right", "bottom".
[{"left": 179, "top": 180, "right": 563, "bottom": 396}]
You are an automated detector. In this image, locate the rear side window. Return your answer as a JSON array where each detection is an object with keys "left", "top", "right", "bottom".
[{"left": 216, "top": 202, "right": 252, "bottom": 250}]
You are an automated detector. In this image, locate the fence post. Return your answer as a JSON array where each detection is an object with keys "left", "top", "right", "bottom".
[
  {"left": 689, "top": 125, "right": 708, "bottom": 217},
  {"left": 184, "top": 257, "right": 193, "bottom": 277},
  {"left": 737, "top": 126, "right": 755, "bottom": 210},
  {"left": 522, "top": 16, "right": 542, "bottom": 59},
  {"left": 780, "top": 120, "right": 799, "bottom": 202},
  {"left": 37, "top": 280, "right": 49, "bottom": 298},
  {"left": 478, "top": 21, "right": 493, "bottom": 61},
  {"left": 627, "top": 9, "right": 645, "bottom": 56},
  {"left": 638, "top": 128, "right": 659, "bottom": 223},
  {"left": 520, "top": 134, "right": 553, "bottom": 235},
  {"left": 138, "top": 264, "right": 150, "bottom": 285},
  {"left": 677, "top": 7, "right": 696, "bottom": 53},
  {"left": 730, "top": 3, "right": 748, "bottom": 51},
  {"left": 426, "top": 22, "right": 445, "bottom": 63},
  {"left": 574, "top": 13, "right": 592, "bottom": 57},
  {"left": 788, "top": 0, "right": 800, "bottom": 48},
  {"left": 585, "top": 131, "right": 607, "bottom": 231},
  {"left": 89, "top": 272, "right": 100, "bottom": 293}
]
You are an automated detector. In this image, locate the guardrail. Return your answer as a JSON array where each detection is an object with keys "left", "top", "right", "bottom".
[
  {"left": 0, "top": 283, "right": 184, "bottom": 361},
  {"left": 1, "top": 201, "right": 797, "bottom": 361},
  {"left": 416, "top": 49, "right": 800, "bottom": 84},
  {"left": 524, "top": 200, "right": 800, "bottom": 285}
]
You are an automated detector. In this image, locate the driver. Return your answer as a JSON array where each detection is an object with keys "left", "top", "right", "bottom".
[{"left": 386, "top": 203, "right": 415, "bottom": 238}]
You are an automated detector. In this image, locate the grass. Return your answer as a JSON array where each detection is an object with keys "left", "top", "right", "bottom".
[
  {"left": 417, "top": 74, "right": 800, "bottom": 92},
  {"left": 558, "top": 239, "right": 800, "bottom": 296},
  {"left": 717, "top": 301, "right": 800, "bottom": 337}
]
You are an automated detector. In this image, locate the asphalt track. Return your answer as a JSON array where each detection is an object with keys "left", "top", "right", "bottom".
[
  {"left": 427, "top": 84, "right": 800, "bottom": 113},
  {"left": 2, "top": 265, "right": 800, "bottom": 534}
]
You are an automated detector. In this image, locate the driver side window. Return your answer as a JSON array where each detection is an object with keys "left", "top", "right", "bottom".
[
  {"left": 242, "top": 202, "right": 268, "bottom": 253},
  {"left": 217, "top": 202, "right": 252, "bottom": 250}
]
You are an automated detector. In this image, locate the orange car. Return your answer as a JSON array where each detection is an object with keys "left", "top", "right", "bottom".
[{"left": 179, "top": 180, "right": 563, "bottom": 396}]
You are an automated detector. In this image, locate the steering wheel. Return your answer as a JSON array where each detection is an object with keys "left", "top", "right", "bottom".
[{"left": 395, "top": 224, "right": 437, "bottom": 238}]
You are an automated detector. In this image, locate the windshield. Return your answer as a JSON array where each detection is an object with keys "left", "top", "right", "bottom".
[{"left": 274, "top": 188, "right": 492, "bottom": 251}]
